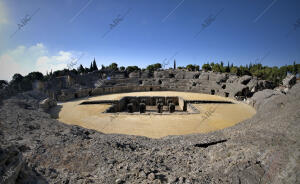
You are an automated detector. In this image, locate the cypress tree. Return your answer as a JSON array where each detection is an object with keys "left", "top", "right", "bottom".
[
  {"left": 78, "top": 64, "right": 85, "bottom": 73},
  {"left": 93, "top": 59, "right": 98, "bottom": 71},
  {"left": 90, "top": 62, "right": 93, "bottom": 71}
]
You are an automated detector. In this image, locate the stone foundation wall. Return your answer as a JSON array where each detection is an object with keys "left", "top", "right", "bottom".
[
  {"left": 50, "top": 71, "right": 274, "bottom": 102},
  {"left": 178, "top": 97, "right": 187, "bottom": 111}
]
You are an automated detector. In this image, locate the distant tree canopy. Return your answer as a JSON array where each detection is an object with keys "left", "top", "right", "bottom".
[
  {"left": 52, "top": 69, "right": 77, "bottom": 78},
  {"left": 9, "top": 72, "right": 45, "bottom": 92},
  {"left": 186, "top": 64, "right": 199, "bottom": 71},
  {"left": 0, "top": 80, "right": 8, "bottom": 88},
  {"left": 202, "top": 64, "right": 212, "bottom": 71},
  {"left": 200, "top": 61, "right": 300, "bottom": 86},
  {"left": 126, "top": 66, "right": 140, "bottom": 73},
  {"left": 119, "top": 66, "right": 125, "bottom": 71},
  {"left": 146, "top": 63, "right": 162, "bottom": 72},
  {"left": 8, "top": 58, "right": 299, "bottom": 93},
  {"left": 88, "top": 59, "right": 98, "bottom": 72},
  {"left": 108, "top": 63, "right": 118, "bottom": 71},
  {"left": 12, "top": 73, "right": 24, "bottom": 83},
  {"left": 78, "top": 64, "right": 85, "bottom": 73},
  {"left": 26, "top": 72, "right": 44, "bottom": 81}
]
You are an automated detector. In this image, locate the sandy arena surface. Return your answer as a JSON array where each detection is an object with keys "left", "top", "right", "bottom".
[{"left": 53, "top": 91, "right": 256, "bottom": 138}]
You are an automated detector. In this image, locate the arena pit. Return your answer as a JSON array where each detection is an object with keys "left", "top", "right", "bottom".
[{"left": 53, "top": 91, "right": 256, "bottom": 138}]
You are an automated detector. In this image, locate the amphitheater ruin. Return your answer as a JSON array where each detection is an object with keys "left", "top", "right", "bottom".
[
  {"left": 35, "top": 70, "right": 265, "bottom": 138},
  {"left": 1, "top": 69, "right": 299, "bottom": 183}
]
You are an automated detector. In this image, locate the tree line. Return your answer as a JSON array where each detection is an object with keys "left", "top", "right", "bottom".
[
  {"left": 200, "top": 61, "right": 299, "bottom": 86},
  {"left": 1, "top": 58, "right": 299, "bottom": 92}
]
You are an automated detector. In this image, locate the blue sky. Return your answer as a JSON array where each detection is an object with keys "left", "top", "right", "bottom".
[{"left": 0, "top": 0, "right": 299, "bottom": 80}]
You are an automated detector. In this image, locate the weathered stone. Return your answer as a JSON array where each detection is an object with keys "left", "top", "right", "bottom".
[
  {"left": 199, "top": 73, "right": 209, "bottom": 80},
  {"left": 247, "top": 89, "right": 283, "bottom": 110},
  {"left": 0, "top": 145, "right": 24, "bottom": 184},
  {"left": 169, "top": 103, "right": 175, "bottom": 113},
  {"left": 238, "top": 75, "right": 252, "bottom": 85},
  {"left": 39, "top": 98, "right": 57, "bottom": 111},
  {"left": 154, "top": 71, "right": 172, "bottom": 78},
  {"left": 247, "top": 78, "right": 258, "bottom": 92},
  {"left": 139, "top": 103, "right": 146, "bottom": 113},
  {"left": 147, "top": 173, "right": 155, "bottom": 180},
  {"left": 115, "top": 178, "right": 123, "bottom": 184},
  {"left": 129, "top": 71, "right": 140, "bottom": 78},
  {"left": 282, "top": 74, "right": 296, "bottom": 88},
  {"left": 140, "top": 70, "right": 151, "bottom": 78},
  {"left": 157, "top": 103, "right": 163, "bottom": 113},
  {"left": 225, "top": 83, "right": 250, "bottom": 98},
  {"left": 127, "top": 103, "right": 133, "bottom": 113}
]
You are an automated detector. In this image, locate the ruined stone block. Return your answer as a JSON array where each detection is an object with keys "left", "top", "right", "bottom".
[
  {"left": 157, "top": 103, "right": 163, "bottom": 113},
  {"left": 169, "top": 103, "right": 175, "bottom": 113},
  {"left": 127, "top": 103, "right": 133, "bottom": 113},
  {"left": 139, "top": 103, "right": 146, "bottom": 113}
]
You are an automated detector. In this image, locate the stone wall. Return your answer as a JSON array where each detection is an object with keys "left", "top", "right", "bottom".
[
  {"left": 178, "top": 97, "right": 187, "bottom": 111},
  {"left": 45, "top": 70, "right": 275, "bottom": 102}
]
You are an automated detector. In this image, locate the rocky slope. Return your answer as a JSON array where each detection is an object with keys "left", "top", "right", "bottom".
[{"left": 0, "top": 84, "right": 299, "bottom": 183}]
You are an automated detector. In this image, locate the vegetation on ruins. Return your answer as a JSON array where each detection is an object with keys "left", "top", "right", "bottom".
[
  {"left": 125, "top": 66, "right": 141, "bottom": 73},
  {"left": 108, "top": 63, "right": 118, "bottom": 71},
  {"left": 201, "top": 61, "right": 300, "bottom": 86},
  {"left": 119, "top": 66, "right": 125, "bottom": 71},
  {"left": 9, "top": 72, "right": 45, "bottom": 91},
  {"left": 0, "top": 80, "right": 8, "bottom": 89},
  {"left": 90, "top": 59, "right": 98, "bottom": 71},
  {"left": 146, "top": 63, "right": 162, "bottom": 72},
  {"left": 3, "top": 55, "right": 299, "bottom": 93},
  {"left": 186, "top": 64, "right": 200, "bottom": 71}
]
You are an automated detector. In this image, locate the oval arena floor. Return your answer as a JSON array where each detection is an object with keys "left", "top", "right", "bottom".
[{"left": 52, "top": 91, "right": 256, "bottom": 138}]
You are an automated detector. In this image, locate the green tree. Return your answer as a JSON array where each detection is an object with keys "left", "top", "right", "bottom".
[
  {"left": 186, "top": 64, "right": 199, "bottom": 71},
  {"left": 0, "top": 80, "right": 8, "bottom": 88},
  {"left": 293, "top": 61, "right": 298, "bottom": 74},
  {"left": 239, "top": 66, "right": 251, "bottom": 76},
  {"left": 108, "top": 63, "right": 118, "bottom": 71},
  {"left": 202, "top": 64, "right": 212, "bottom": 71},
  {"left": 119, "top": 66, "right": 125, "bottom": 71},
  {"left": 126, "top": 66, "right": 140, "bottom": 73},
  {"left": 186, "top": 64, "right": 195, "bottom": 71},
  {"left": 225, "top": 62, "right": 230, "bottom": 73},
  {"left": 78, "top": 64, "right": 85, "bottom": 73},
  {"left": 146, "top": 63, "right": 162, "bottom": 72},
  {"left": 12, "top": 73, "right": 24, "bottom": 83},
  {"left": 89, "top": 62, "right": 93, "bottom": 72},
  {"left": 230, "top": 66, "right": 238, "bottom": 74},
  {"left": 153, "top": 63, "right": 162, "bottom": 70},
  {"left": 92, "top": 59, "right": 98, "bottom": 71},
  {"left": 212, "top": 63, "right": 222, "bottom": 72},
  {"left": 26, "top": 72, "right": 44, "bottom": 81}
]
